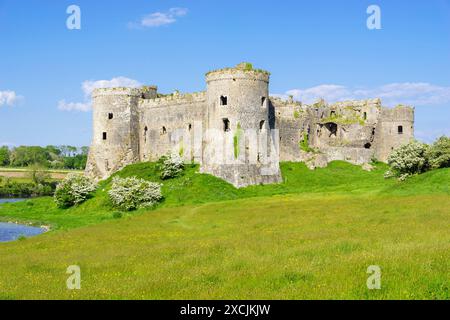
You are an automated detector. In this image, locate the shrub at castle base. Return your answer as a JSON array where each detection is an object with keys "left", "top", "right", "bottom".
[
  {"left": 385, "top": 137, "right": 450, "bottom": 180},
  {"left": 385, "top": 140, "right": 429, "bottom": 180},
  {"left": 156, "top": 153, "right": 184, "bottom": 180},
  {"left": 54, "top": 174, "right": 97, "bottom": 208},
  {"left": 108, "top": 176, "right": 162, "bottom": 211}
]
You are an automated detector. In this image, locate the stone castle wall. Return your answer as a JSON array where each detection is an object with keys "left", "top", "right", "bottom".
[
  {"left": 139, "top": 92, "right": 207, "bottom": 163},
  {"left": 86, "top": 64, "right": 415, "bottom": 185},
  {"left": 271, "top": 97, "right": 414, "bottom": 165}
]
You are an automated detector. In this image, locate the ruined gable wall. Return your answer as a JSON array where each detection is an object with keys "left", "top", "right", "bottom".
[
  {"left": 270, "top": 97, "right": 307, "bottom": 161},
  {"left": 273, "top": 98, "right": 384, "bottom": 165}
]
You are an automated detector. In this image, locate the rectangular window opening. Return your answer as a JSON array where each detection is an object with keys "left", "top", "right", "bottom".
[
  {"left": 220, "top": 96, "right": 228, "bottom": 106},
  {"left": 102, "top": 132, "right": 107, "bottom": 140},
  {"left": 223, "top": 118, "right": 230, "bottom": 132},
  {"left": 108, "top": 113, "right": 113, "bottom": 120},
  {"left": 398, "top": 125, "right": 403, "bottom": 134}
]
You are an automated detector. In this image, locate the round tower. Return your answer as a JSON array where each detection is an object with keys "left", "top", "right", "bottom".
[
  {"left": 85, "top": 87, "right": 141, "bottom": 180},
  {"left": 201, "top": 63, "right": 281, "bottom": 187}
]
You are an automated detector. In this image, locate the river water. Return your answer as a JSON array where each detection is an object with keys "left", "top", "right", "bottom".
[{"left": 0, "top": 198, "right": 45, "bottom": 242}]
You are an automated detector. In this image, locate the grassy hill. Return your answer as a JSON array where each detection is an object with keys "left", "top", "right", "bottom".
[{"left": 0, "top": 161, "right": 449, "bottom": 299}]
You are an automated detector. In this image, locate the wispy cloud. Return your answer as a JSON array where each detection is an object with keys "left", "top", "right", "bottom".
[
  {"left": 0, "top": 90, "right": 22, "bottom": 107},
  {"left": 274, "top": 82, "right": 450, "bottom": 106},
  {"left": 81, "top": 77, "right": 142, "bottom": 98},
  {"left": 58, "top": 77, "right": 141, "bottom": 112},
  {"left": 57, "top": 100, "right": 92, "bottom": 112},
  {"left": 129, "top": 7, "right": 188, "bottom": 28}
]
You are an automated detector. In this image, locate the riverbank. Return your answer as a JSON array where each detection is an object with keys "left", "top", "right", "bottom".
[{"left": 0, "top": 199, "right": 51, "bottom": 231}]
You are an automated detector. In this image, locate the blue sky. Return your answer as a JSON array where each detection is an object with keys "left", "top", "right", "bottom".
[{"left": 0, "top": 0, "right": 449, "bottom": 147}]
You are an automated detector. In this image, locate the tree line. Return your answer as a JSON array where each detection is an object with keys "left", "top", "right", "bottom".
[{"left": 0, "top": 145, "right": 89, "bottom": 170}]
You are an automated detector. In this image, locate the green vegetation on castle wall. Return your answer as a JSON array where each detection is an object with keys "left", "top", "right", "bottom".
[
  {"left": 320, "top": 111, "right": 365, "bottom": 126},
  {"left": 299, "top": 132, "right": 314, "bottom": 153},
  {"left": 233, "top": 123, "right": 243, "bottom": 159},
  {"left": 206, "top": 62, "right": 271, "bottom": 76}
]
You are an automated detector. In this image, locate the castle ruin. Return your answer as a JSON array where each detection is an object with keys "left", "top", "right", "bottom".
[{"left": 86, "top": 63, "right": 414, "bottom": 187}]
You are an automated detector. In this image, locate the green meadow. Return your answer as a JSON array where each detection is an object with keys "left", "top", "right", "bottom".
[{"left": 0, "top": 162, "right": 449, "bottom": 299}]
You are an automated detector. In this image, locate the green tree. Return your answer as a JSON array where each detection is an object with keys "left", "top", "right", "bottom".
[
  {"left": 10, "top": 146, "right": 50, "bottom": 167},
  {"left": 81, "top": 146, "right": 89, "bottom": 155},
  {"left": 0, "top": 146, "right": 10, "bottom": 166},
  {"left": 427, "top": 136, "right": 450, "bottom": 169}
]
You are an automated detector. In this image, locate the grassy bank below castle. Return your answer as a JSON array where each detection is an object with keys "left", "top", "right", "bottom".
[
  {"left": 0, "top": 162, "right": 449, "bottom": 299},
  {"left": 1, "top": 161, "right": 448, "bottom": 230}
]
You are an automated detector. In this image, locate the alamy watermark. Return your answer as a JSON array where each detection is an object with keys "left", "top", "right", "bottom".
[
  {"left": 156, "top": 121, "right": 281, "bottom": 176},
  {"left": 367, "top": 5, "right": 382, "bottom": 30},
  {"left": 366, "top": 265, "right": 381, "bottom": 290},
  {"left": 66, "top": 5, "right": 81, "bottom": 30},
  {"left": 66, "top": 265, "right": 81, "bottom": 290}
]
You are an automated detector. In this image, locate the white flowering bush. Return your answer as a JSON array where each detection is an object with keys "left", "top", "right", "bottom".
[
  {"left": 54, "top": 174, "right": 97, "bottom": 208},
  {"left": 386, "top": 140, "right": 429, "bottom": 179},
  {"left": 108, "top": 176, "right": 163, "bottom": 211},
  {"left": 157, "top": 153, "right": 185, "bottom": 180}
]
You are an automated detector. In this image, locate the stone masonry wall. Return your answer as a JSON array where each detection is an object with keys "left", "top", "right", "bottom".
[
  {"left": 86, "top": 64, "right": 415, "bottom": 185},
  {"left": 139, "top": 92, "right": 207, "bottom": 163}
]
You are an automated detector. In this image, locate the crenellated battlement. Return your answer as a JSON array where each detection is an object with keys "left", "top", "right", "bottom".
[
  {"left": 139, "top": 91, "right": 206, "bottom": 107},
  {"left": 380, "top": 104, "right": 415, "bottom": 121},
  {"left": 92, "top": 87, "right": 143, "bottom": 98},
  {"left": 206, "top": 63, "right": 270, "bottom": 84}
]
